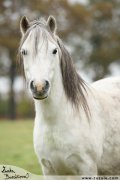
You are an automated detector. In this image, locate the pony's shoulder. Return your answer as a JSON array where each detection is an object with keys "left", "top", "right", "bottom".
[{"left": 91, "top": 77, "right": 120, "bottom": 92}]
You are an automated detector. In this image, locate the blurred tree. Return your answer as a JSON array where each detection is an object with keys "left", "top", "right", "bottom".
[
  {"left": 0, "top": 0, "right": 120, "bottom": 119},
  {"left": 0, "top": 0, "right": 20, "bottom": 119},
  {"left": 89, "top": 1, "right": 120, "bottom": 80}
]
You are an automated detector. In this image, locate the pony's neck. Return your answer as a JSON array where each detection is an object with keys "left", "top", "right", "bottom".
[{"left": 34, "top": 58, "right": 68, "bottom": 124}]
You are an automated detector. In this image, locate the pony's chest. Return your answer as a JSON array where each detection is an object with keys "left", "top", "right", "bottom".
[
  {"left": 33, "top": 122, "right": 82, "bottom": 164},
  {"left": 34, "top": 126, "right": 74, "bottom": 156},
  {"left": 34, "top": 126, "right": 83, "bottom": 174}
]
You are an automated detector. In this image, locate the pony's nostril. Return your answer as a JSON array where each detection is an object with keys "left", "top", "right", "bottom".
[
  {"left": 45, "top": 80, "right": 49, "bottom": 89},
  {"left": 30, "top": 81, "right": 34, "bottom": 90}
]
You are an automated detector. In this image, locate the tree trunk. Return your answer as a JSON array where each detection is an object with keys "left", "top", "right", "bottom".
[{"left": 9, "top": 52, "right": 16, "bottom": 120}]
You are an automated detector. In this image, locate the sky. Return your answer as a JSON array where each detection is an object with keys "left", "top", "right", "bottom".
[{"left": 69, "top": 0, "right": 89, "bottom": 5}]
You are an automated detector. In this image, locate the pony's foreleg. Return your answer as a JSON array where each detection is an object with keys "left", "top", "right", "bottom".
[{"left": 40, "top": 158, "right": 56, "bottom": 175}]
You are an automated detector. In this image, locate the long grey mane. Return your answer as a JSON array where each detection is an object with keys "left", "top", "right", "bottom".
[
  {"left": 57, "top": 38, "right": 90, "bottom": 118},
  {"left": 19, "top": 18, "right": 90, "bottom": 118}
]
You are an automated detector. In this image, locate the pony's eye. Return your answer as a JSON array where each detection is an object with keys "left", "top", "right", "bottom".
[
  {"left": 21, "top": 49, "right": 27, "bottom": 56},
  {"left": 52, "top": 48, "right": 58, "bottom": 55}
]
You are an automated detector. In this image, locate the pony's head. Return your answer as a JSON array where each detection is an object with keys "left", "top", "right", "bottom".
[
  {"left": 19, "top": 16, "right": 59, "bottom": 100},
  {"left": 19, "top": 15, "right": 89, "bottom": 117}
]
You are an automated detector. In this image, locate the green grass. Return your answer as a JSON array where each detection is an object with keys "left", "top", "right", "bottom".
[{"left": 0, "top": 120, "right": 42, "bottom": 175}]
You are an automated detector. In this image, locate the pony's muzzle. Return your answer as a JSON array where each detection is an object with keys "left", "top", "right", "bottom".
[{"left": 30, "top": 80, "right": 50, "bottom": 100}]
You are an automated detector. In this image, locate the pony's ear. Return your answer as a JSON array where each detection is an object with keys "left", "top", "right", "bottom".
[
  {"left": 20, "top": 16, "right": 30, "bottom": 35},
  {"left": 47, "top": 16, "right": 57, "bottom": 34}
]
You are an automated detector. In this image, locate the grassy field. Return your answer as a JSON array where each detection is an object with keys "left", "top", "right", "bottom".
[{"left": 0, "top": 120, "right": 42, "bottom": 175}]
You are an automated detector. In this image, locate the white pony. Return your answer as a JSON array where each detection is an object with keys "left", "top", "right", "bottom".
[{"left": 19, "top": 15, "right": 120, "bottom": 175}]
